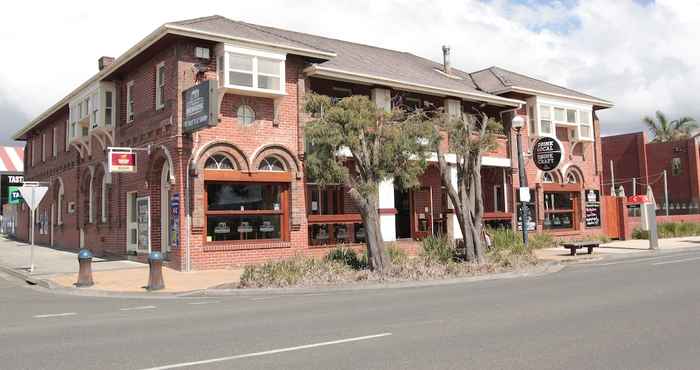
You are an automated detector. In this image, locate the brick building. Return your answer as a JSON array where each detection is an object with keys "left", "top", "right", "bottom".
[
  {"left": 13, "top": 15, "right": 613, "bottom": 270},
  {"left": 602, "top": 131, "right": 700, "bottom": 212}
]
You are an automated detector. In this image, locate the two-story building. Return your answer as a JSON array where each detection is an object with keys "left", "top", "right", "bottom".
[{"left": 12, "top": 15, "right": 612, "bottom": 270}]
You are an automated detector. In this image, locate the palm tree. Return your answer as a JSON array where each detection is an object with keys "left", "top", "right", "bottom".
[{"left": 643, "top": 111, "right": 698, "bottom": 142}]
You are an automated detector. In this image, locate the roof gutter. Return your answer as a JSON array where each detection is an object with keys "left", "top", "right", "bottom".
[
  {"left": 12, "top": 26, "right": 170, "bottom": 141},
  {"left": 304, "top": 65, "right": 525, "bottom": 107},
  {"left": 163, "top": 24, "right": 337, "bottom": 59},
  {"left": 491, "top": 86, "right": 614, "bottom": 108}
]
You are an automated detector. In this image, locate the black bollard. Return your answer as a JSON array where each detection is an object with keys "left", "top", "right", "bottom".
[
  {"left": 76, "top": 249, "right": 94, "bottom": 287},
  {"left": 146, "top": 251, "right": 165, "bottom": 291}
]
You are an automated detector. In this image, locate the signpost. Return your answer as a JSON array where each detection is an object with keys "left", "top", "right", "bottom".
[
  {"left": 532, "top": 136, "right": 563, "bottom": 172},
  {"left": 183, "top": 79, "right": 218, "bottom": 133},
  {"left": 18, "top": 182, "right": 49, "bottom": 273}
]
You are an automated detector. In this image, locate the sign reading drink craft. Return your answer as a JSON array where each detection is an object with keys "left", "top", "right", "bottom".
[
  {"left": 183, "top": 79, "right": 218, "bottom": 133},
  {"left": 532, "top": 136, "right": 563, "bottom": 172},
  {"left": 107, "top": 149, "right": 137, "bottom": 173}
]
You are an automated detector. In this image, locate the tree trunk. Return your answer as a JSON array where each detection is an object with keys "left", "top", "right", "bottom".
[{"left": 348, "top": 188, "right": 391, "bottom": 273}]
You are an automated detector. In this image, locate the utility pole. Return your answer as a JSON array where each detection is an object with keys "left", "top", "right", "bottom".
[
  {"left": 610, "top": 160, "right": 615, "bottom": 196},
  {"left": 663, "top": 170, "right": 669, "bottom": 216}
]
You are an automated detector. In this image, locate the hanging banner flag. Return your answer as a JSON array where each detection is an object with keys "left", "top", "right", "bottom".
[{"left": 108, "top": 148, "right": 137, "bottom": 173}]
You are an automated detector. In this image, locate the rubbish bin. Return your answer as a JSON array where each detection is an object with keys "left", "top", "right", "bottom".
[
  {"left": 146, "top": 251, "right": 165, "bottom": 291},
  {"left": 76, "top": 249, "right": 94, "bottom": 287}
]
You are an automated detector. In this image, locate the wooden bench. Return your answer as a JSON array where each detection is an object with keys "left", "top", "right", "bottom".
[{"left": 562, "top": 241, "right": 599, "bottom": 256}]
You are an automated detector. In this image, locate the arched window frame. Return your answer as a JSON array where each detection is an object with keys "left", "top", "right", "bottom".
[
  {"left": 542, "top": 172, "right": 555, "bottom": 184},
  {"left": 204, "top": 153, "right": 235, "bottom": 170},
  {"left": 258, "top": 156, "right": 286, "bottom": 172}
]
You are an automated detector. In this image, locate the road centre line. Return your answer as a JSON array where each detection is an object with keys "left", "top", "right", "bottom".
[
  {"left": 652, "top": 256, "right": 700, "bottom": 266},
  {"left": 138, "top": 332, "right": 393, "bottom": 370},
  {"left": 592, "top": 252, "right": 700, "bottom": 267},
  {"left": 33, "top": 312, "right": 77, "bottom": 318},
  {"left": 120, "top": 305, "right": 156, "bottom": 311}
]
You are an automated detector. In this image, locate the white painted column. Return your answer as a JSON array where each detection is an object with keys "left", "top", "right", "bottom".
[
  {"left": 445, "top": 98, "right": 463, "bottom": 240},
  {"left": 449, "top": 165, "right": 463, "bottom": 240},
  {"left": 372, "top": 88, "right": 396, "bottom": 241},
  {"left": 378, "top": 179, "right": 396, "bottom": 241}
]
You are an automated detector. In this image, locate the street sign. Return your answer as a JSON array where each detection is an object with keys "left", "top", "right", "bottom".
[
  {"left": 17, "top": 183, "right": 48, "bottom": 273},
  {"left": 183, "top": 79, "right": 218, "bottom": 133},
  {"left": 519, "top": 187, "right": 531, "bottom": 203},
  {"left": 8, "top": 186, "right": 22, "bottom": 204},
  {"left": 532, "top": 136, "right": 563, "bottom": 172},
  {"left": 18, "top": 185, "right": 48, "bottom": 211},
  {"left": 107, "top": 149, "right": 137, "bottom": 173},
  {"left": 627, "top": 195, "right": 649, "bottom": 204}
]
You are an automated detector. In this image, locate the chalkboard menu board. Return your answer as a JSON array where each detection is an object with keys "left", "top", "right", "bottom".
[
  {"left": 585, "top": 189, "right": 601, "bottom": 228},
  {"left": 137, "top": 196, "right": 150, "bottom": 251}
]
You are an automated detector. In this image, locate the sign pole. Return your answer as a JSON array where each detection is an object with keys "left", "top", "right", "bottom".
[{"left": 29, "top": 205, "right": 35, "bottom": 273}]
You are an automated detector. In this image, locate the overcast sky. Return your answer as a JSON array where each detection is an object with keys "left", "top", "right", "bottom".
[{"left": 0, "top": 0, "right": 695, "bottom": 145}]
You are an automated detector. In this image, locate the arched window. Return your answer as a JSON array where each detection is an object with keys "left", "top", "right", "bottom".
[
  {"left": 258, "top": 156, "right": 285, "bottom": 172},
  {"left": 205, "top": 154, "right": 234, "bottom": 170},
  {"left": 56, "top": 179, "right": 64, "bottom": 225},
  {"left": 101, "top": 175, "right": 109, "bottom": 223},
  {"left": 237, "top": 104, "right": 255, "bottom": 125},
  {"left": 88, "top": 172, "right": 94, "bottom": 224},
  {"left": 542, "top": 172, "right": 555, "bottom": 183},
  {"left": 566, "top": 172, "right": 578, "bottom": 184}
]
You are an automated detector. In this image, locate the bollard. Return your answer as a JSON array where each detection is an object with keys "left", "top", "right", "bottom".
[
  {"left": 75, "top": 249, "right": 94, "bottom": 287},
  {"left": 146, "top": 251, "right": 165, "bottom": 291}
]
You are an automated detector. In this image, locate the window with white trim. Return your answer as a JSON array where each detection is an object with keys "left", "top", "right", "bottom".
[
  {"left": 104, "top": 91, "right": 113, "bottom": 126},
  {"left": 539, "top": 105, "right": 553, "bottom": 135},
  {"left": 156, "top": 62, "right": 165, "bottom": 109},
  {"left": 218, "top": 45, "right": 286, "bottom": 95},
  {"left": 579, "top": 110, "right": 593, "bottom": 140},
  {"left": 57, "top": 182, "right": 64, "bottom": 225},
  {"left": 126, "top": 81, "right": 135, "bottom": 122},
  {"left": 41, "top": 133, "right": 46, "bottom": 162},
  {"left": 52, "top": 127, "right": 58, "bottom": 157}
]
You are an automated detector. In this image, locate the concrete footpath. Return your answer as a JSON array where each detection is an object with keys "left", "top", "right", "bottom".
[
  {"left": 535, "top": 235, "right": 700, "bottom": 262},
  {"left": 0, "top": 236, "right": 241, "bottom": 293}
]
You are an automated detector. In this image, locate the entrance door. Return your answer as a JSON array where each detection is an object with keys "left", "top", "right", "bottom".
[
  {"left": 394, "top": 188, "right": 411, "bottom": 239},
  {"left": 126, "top": 191, "right": 138, "bottom": 253},
  {"left": 603, "top": 196, "right": 623, "bottom": 239},
  {"left": 412, "top": 187, "right": 433, "bottom": 240}
]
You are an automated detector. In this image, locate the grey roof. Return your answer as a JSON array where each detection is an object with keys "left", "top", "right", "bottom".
[
  {"left": 470, "top": 66, "right": 612, "bottom": 105},
  {"left": 169, "top": 16, "right": 495, "bottom": 98}
]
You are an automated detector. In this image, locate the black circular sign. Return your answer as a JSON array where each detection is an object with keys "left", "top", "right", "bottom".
[{"left": 532, "top": 137, "right": 562, "bottom": 172}]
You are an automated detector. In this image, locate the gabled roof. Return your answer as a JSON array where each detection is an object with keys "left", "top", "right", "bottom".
[
  {"left": 170, "top": 16, "right": 523, "bottom": 107},
  {"left": 470, "top": 66, "right": 613, "bottom": 108}
]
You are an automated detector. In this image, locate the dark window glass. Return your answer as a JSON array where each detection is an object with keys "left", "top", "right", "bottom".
[
  {"left": 207, "top": 183, "right": 281, "bottom": 211},
  {"left": 207, "top": 214, "right": 281, "bottom": 241}
]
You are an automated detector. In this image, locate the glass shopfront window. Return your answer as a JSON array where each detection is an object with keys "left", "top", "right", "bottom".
[
  {"left": 543, "top": 191, "right": 578, "bottom": 230},
  {"left": 205, "top": 182, "right": 287, "bottom": 243},
  {"left": 309, "top": 223, "right": 365, "bottom": 246}
]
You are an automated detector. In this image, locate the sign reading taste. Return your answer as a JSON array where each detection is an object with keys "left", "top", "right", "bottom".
[{"left": 532, "top": 136, "right": 563, "bottom": 172}]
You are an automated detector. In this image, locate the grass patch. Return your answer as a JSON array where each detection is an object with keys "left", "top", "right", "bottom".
[
  {"left": 420, "top": 235, "right": 456, "bottom": 264},
  {"left": 633, "top": 221, "right": 700, "bottom": 239}
]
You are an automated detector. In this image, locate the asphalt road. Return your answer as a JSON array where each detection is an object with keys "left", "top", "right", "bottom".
[{"left": 2, "top": 249, "right": 700, "bottom": 370}]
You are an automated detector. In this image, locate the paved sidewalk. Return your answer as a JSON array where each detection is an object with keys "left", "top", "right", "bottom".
[
  {"left": 0, "top": 236, "right": 241, "bottom": 293},
  {"left": 535, "top": 235, "right": 700, "bottom": 262}
]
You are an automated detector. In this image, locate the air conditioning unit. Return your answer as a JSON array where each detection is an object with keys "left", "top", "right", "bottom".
[{"left": 195, "top": 47, "right": 210, "bottom": 59}]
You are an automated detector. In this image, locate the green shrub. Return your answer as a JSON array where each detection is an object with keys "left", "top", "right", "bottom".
[
  {"left": 387, "top": 244, "right": 408, "bottom": 264},
  {"left": 420, "top": 235, "right": 455, "bottom": 264},
  {"left": 325, "top": 247, "right": 366, "bottom": 270},
  {"left": 239, "top": 256, "right": 353, "bottom": 288},
  {"left": 486, "top": 228, "right": 537, "bottom": 268},
  {"left": 633, "top": 222, "right": 700, "bottom": 239},
  {"left": 528, "top": 232, "right": 555, "bottom": 250}
]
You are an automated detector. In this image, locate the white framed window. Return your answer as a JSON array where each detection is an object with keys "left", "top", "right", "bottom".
[
  {"left": 218, "top": 45, "right": 286, "bottom": 96},
  {"left": 528, "top": 105, "right": 535, "bottom": 134},
  {"left": 542, "top": 172, "right": 555, "bottom": 183},
  {"left": 579, "top": 110, "right": 593, "bottom": 140},
  {"left": 104, "top": 91, "right": 113, "bottom": 125},
  {"left": 539, "top": 105, "right": 553, "bottom": 135},
  {"left": 90, "top": 92, "right": 99, "bottom": 128},
  {"left": 156, "top": 62, "right": 165, "bottom": 110},
  {"left": 554, "top": 107, "right": 565, "bottom": 122},
  {"left": 126, "top": 81, "right": 135, "bottom": 122},
  {"left": 52, "top": 127, "right": 57, "bottom": 157},
  {"left": 41, "top": 133, "right": 46, "bottom": 162},
  {"left": 566, "top": 109, "right": 577, "bottom": 124}
]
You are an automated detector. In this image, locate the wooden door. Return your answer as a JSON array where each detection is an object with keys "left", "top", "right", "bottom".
[
  {"left": 412, "top": 187, "right": 433, "bottom": 240},
  {"left": 602, "top": 196, "right": 622, "bottom": 239}
]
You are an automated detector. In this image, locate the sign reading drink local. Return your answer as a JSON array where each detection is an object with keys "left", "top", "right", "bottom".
[{"left": 532, "top": 136, "right": 563, "bottom": 172}]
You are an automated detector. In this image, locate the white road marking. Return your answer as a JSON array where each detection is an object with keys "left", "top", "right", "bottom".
[
  {"left": 187, "top": 301, "right": 220, "bottom": 305},
  {"left": 652, "top": 256, "right": 700, "bottom": 266},
  {"left": 138, "top": 332, "right": 393, "bottom": 370},
  {"left": 120, "top": 305, "right": 156, "bottom": 311},
  {"left": 33, "top": 312, "right": 77, "bottom": 318},
  {"left": 593, "top": 253, "right": 700, "bottom": 267}
]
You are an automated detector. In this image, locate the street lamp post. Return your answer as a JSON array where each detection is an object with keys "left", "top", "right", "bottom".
[{"left": 512, "top": 115, "right": 529, "bottom": 247}]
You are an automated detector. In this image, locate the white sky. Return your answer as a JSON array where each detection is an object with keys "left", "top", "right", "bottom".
[{"left": 1, "top": 0, "right": 698, "bottom": 144}]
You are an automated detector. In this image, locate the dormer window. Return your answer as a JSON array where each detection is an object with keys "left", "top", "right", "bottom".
[{"left": 217, "top": 44, "right": 286, "bottom": 97}]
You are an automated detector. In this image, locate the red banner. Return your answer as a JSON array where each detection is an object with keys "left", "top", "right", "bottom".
[
  {"left": 627, "top": 195, "right": 649, "bottom": 204},
  {"left": 109, "top": 151, "right": 136, "bottom": 173}
]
